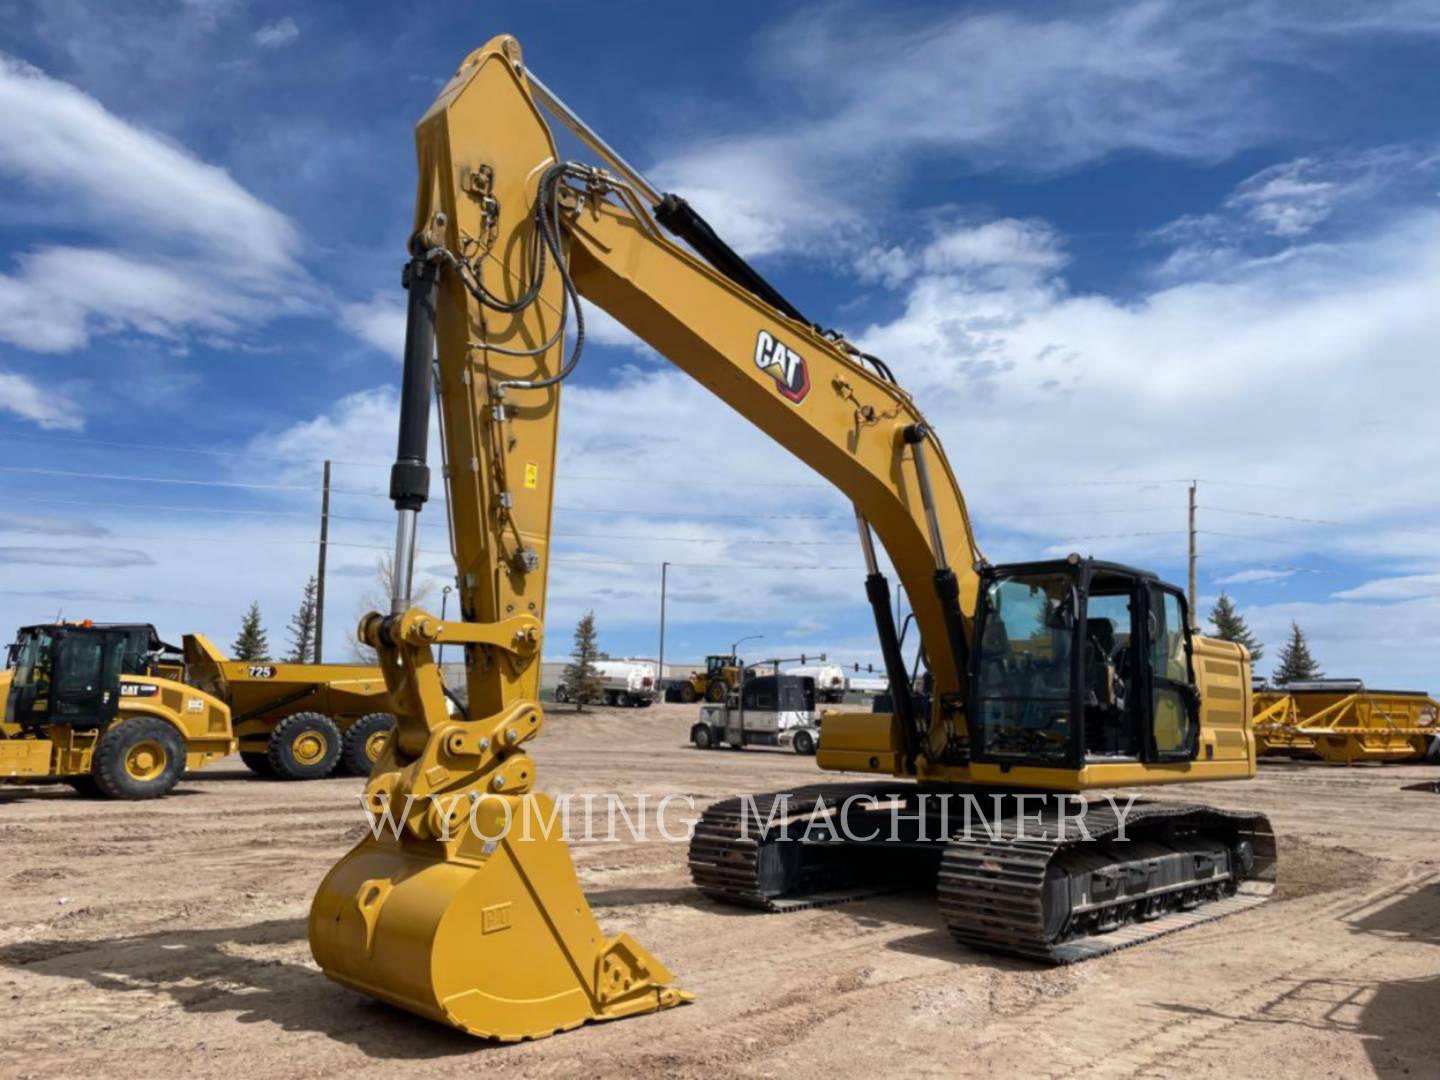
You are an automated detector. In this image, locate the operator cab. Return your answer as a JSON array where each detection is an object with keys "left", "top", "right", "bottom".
[
  {"left": 6, "top": 623, "right": 133, "bottom": 730},
  {"left": 706, "top": 654, "right": 739, "bottom": 676},
  {"left": 970, "top": 557, "right": 1199, "bottom": 769}
]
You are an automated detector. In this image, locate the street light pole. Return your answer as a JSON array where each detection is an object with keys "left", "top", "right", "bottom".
[
  {"left": 658, "top": 561, "right": 669, "bottom": 696},
  {"left": 438, "top": 585, "right": 453, "bottom": 672}
]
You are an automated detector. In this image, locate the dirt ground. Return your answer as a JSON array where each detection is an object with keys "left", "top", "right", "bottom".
[{"left": 1, "top": 702, "right": 1437, "bottom": 1079}]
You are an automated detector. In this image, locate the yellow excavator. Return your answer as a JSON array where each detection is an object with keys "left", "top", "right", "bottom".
[{"left": 309, "top": 35, "right": 1275, "bottom": 1041}]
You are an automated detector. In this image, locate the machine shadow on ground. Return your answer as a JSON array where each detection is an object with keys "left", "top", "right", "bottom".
[{"left": 0, "top": 918, "right": 488, "bottom": 1060}]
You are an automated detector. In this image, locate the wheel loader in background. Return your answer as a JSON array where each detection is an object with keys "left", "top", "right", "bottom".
[
  {"left": 0, "top": 622, "right": 233, "bottom": 799},
  {"left": 308, "top": 35, "right": 1274, "bottom": 1043},
  {"left": 672, "top": 653, "right": 745, "bottom": 703}
]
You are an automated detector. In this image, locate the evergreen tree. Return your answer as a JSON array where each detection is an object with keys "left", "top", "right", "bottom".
[
  {"left": 1272, "top": 622, "right": 1322, "bottom": 685},
  {"left": 233, "top": 601, "right": 271, "bottom": 661},
  {"left": 286, "top": 576, "right": 319, "bottom": 663},
  {"left": 1207, "top": 592, "right": 1264, "bottom": 662},
  {"left": 561, "top": 610, "right": 605, "bottom": 710}
]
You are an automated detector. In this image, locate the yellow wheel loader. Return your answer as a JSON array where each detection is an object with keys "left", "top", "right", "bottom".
[
  {"left": 180, "top": 634, "right": 397, "bottom": 780},
  {"left": 672, "top": 653, "right": 744, "bottom": 703},
  {"left": 309, "top": 34, "right": 1274, "bottom": 1042},
  {"left": 1, "top": 623, "right": 233, "bottom": 799}
]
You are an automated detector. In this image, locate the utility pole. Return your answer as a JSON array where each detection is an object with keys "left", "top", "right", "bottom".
[
  {"left": 1187, "top": 480, "right": 1197, "bottom": 626},
  {"left": 315, "top": 459, "right": 331, "bottom": 662},
  {"left": 658, "top": 561, "right": 669, "bottom": 690}
]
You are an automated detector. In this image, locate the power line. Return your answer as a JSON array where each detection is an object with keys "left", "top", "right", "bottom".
[
  {"left": 0, "top": 428, "right": 385, "bottom": 469},
  {"left": 0, "top": 465, "right": 385, "bottom": 497},
  {"left": 1203, "top": 505, "right": 1440, "bottom": 538}
]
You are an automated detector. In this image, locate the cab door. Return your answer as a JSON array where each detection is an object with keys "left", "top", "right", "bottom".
[
  {"left": 1144, "top": 585, "right": 1200, "bottom": 761},
  {"left": 49, "top": 628, "right": 129, "bottom": 727}
]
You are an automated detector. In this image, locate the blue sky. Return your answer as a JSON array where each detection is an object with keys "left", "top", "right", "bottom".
[{"left": 2, "top": 1, "right": 1440, "bottom": 687}]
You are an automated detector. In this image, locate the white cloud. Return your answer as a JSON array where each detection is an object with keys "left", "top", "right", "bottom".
[
  {"left": 0, "top": 54, "right": 308, "bottom": 355},
  {"left": 1213, "top": 568, "right": 1295, "bottom": 585},
  {"left": 254, "top": 16, "right": 299, "bottom": 49},
  {"left": 648, "top": 2, "right": 1440, "bottom": 256},
  {"left": 0, "top": 371, "right": 83, "bottom": 430},
  {"left": 1152, "top": 145, "right": 1440, "bottom": 277},
  {"left": 0, "top": 545, "right": 152, "bottom": 568},
  {"left": 340, "top": 292, "right": 407, "bottom": 360},
  {"left": 1333, "top": 574, "right": 1440, "bottom": 601}
]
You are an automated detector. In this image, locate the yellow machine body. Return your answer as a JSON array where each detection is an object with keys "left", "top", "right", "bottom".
[
  {"left": 1254, "top": 685, "right": 1439, "bottom": 763},
  {"left": 182, "top": 633, "right": 393, "bottom": 762},
  {"left": 0, "top": 667, "right": 233, "bottom": 784},
  {"left": 312, "top": 34, "right": 1266, "bottom": 1041}
]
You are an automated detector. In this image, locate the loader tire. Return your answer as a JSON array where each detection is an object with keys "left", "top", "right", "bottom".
[
  {"left": 92, "top": 717, "right": 185, "bottom": 800},
  {"left": 267, "top": 712, "right": 341, "bottom": 781},
  {"left": 706, "top": 680, "right": 728, "bottom": 703},
  {"left": 339, "top": 712, "right": 394, "bottom": 777},
  {"left": 677, "top": 682, "right": 697, "bottom": 704},
  {"left": 240, "top": 751, "right": 276, "bottom": 778}
]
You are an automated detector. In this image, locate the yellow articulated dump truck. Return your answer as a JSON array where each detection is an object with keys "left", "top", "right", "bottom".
[
  {"left": 1, "top": 622, "right": 233, "bottom": 799},
  {"left": 181, "top": 635, "right": 397, "bottom": 780}
]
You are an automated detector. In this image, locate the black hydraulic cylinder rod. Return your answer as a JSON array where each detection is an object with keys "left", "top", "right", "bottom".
[
  {"left": 390, "top": 255, "right": 439, "bottom": 513},
  {"left": 653, "top": 194, "right": 808, "bottom": 325},
  {"left": 866, "top": 571, "right": 922, "bottom": 769},
  {"left": 933, "top": 567, "right": 971, "bottom": 687}
]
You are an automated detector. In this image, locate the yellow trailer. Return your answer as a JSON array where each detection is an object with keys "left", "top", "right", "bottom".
[
  {"left": 181, "top": 634, "right": 396, "bottom": 780},
  {"left": 2, "top": 623, "right": 233, "bottom": 799},
  {"left": 1253, "top": 680, "right": 1440, "bottom": 764}
]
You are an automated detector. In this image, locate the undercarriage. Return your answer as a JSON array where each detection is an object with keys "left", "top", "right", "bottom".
[{"left": 688, "top": 783, "right": 1276, "bottom": 962}]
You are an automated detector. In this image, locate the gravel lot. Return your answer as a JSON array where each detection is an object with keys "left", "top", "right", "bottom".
[{"left": 2, "top": 701, "right": 1436, "bottom": 1078}]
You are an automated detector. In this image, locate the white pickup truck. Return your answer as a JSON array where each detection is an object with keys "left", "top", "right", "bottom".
[{"left": 555, "top": 659, "right": 657, "bottom": 707}]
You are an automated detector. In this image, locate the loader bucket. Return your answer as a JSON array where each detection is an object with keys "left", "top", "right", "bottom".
[{"left": 309, "top": 791, "right": 690, "bottom": 1041}]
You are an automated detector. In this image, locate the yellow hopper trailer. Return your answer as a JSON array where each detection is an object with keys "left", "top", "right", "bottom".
[
  {"left": 181, "top": 634, "right": 397, "bottom": 780},
  {"left": 1, "top": 622, "right": 233, "bottom": 799},
  {"left": 1253, "top": 679, "right": 1440, "bottom": 764}
]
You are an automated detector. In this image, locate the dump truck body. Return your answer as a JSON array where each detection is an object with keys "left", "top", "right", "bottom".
[{"left": 181, "top": 634, "right": 396, "bottom": 779}]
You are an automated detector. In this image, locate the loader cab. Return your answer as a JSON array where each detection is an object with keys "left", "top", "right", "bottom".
[
  {"left": 6, "top": 623, "right": 132, "bottom": 730},
  {"left": 969, "top": 557, "right": 1199, "bottom": 769},
  {"left": 706, "top": 654, "right": 740, "bottom": 677}
]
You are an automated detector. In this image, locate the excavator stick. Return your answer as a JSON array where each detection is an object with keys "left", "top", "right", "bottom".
[{"left": 308, "top": 37, "right": 688, "bottom": 1040}]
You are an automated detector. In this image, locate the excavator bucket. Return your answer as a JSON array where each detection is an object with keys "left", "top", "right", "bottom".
[{"left": 311, "top": 793, "right": 689, "bottom": 1040}]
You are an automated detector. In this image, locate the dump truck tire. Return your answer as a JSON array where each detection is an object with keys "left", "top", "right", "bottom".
[
  {"left": 340, "top": 712, "right": 394, "bottom": 777},
  {"left": 240, "top": 751, "right": 276, "bottom": 778},
  {"left": 792, "top": 730, "right": 816, "bottom": 756},
  {"left": 92, "top": 717, "right": 186, "bottom": 800},
  {"left": 267, "top": 712, "right": 341, "bottom": 780}
]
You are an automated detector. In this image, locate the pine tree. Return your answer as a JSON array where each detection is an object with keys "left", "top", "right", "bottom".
[
  {"left": 286, "top": 576, "right": 319, "bottom": 663},
  {"left": 233, "top": 601, "right": 271, "bottom": 661},
  {"left": 561, "top": 610, "right": 605, "bottom": 710},
  {"left": 1207, "top": 592, "right": 1264, "bottom": 662},
  {"left": 1272, "top": 622, "right": 1322, "bottom": 685}
]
